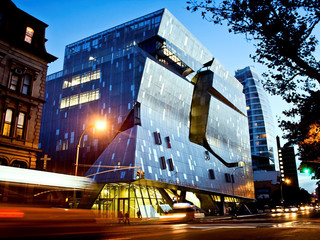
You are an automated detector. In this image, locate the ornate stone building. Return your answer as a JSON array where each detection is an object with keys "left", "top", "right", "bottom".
[{"left": 0, "top": 0, "right": 56, "bottom": 168}]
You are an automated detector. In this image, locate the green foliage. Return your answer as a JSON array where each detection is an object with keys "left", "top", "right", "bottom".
[
  {"left": 187, "top": 0, "right": 320, "bottom": 102},
  {"left": 187, "top": 0, "right": 320, "bottom": 179},
  {"left": 280, "top": 90, "right": 320, "bottom": 164}
]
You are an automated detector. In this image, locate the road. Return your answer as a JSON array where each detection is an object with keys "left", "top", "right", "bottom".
[{"left": 100, "top": 211, "right": 320, "bottom": 240}]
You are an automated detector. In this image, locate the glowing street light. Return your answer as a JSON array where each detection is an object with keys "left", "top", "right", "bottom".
[
  {"left": 73, "top": 120, "right": 106, "bottom": 207},
  {"left": 95, "top": 121, "right": 106, "bottom": 130}
]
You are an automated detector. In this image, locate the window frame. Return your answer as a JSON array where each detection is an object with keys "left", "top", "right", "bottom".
[
  {"left": 22, "top": 74, "right": 32, "bottom": 95},
  {"left": 8, "top": 68, "right": 34, "bottom": 95},
  {"left": 24, "top": 26, "right": 34, "bottom": 44},
  {"left": 2, "top": 108, "right": 14, "bottom": 137},
  {"left": 16, "top": 112, "right": 26, "bottom": 139}
]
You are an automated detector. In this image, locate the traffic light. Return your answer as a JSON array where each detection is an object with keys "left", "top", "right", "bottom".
[
  {"left": 135, "top": 170, "right": 145, "bottom": 179},
  {"left": 136, "top": 170, "right": 141, "bottom": 179},
  {"left": 299, "top": 162, "right": 313, "bottom": 175},
  {"left": 303, "top": 167, "right": 311, "bottom": 175},
  {"left": 136, "top": 170, "right": 145, "bottom": 179}
]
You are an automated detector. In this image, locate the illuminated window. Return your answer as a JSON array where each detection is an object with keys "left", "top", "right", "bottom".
[
  {"left": 260, "top": 133, "right": 267, "bottom": 139},
  {"left": 2, "top": 109, "right": 13, "bottom": 136},
  {"left": 63, "top": 70, "right": 101, "bottom": 89},
  {"left": 69, "top": 95, "right": 79, "bottom": 107},
  {"left": 60, "top": 98, "right": 70, "bottom": 109},
  {"left": 79, "top": 92, "right": 89, "bottom": 104},
  {"left": 60, "top": 89, "right": 100, "bottom": 109},
  {"left": 16, "top": 112, "right": 26, "bottom": 138},
  {"left": 82, "top": 74, "right": 90, "bottom": 84},
  {"left": 63, "top": 81, "right": 71, "bottom": 88},
  {"left": 24, "top": 27, "right": 34, "bottom": 44},
  {"left": 62, "top": 140, "right": 68, "bottom": 150},
  {"left": 89, "top": 89, "right": 99, "bottom": 101},
  {"left": 71, "top": 75, "right": 81, "bottom": 87}
]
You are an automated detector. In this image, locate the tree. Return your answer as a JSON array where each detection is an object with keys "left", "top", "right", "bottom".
[
  {"left": 187, "top": 0, "right": 320, "bottom": 178},
  {"left": 286, "top": 90, "right": 320, "bottom": 181},
  {"left": 186, "top": 0, "right": 320, "bottom": 102},
  {"left": 280, "top": 90, "right": 320, "bottom": 159}
]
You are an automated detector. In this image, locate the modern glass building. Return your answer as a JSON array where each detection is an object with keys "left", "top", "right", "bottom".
[
  {"left": 235, "top": 67, "right": 277, "bottom": 171},
  {"left": 40, "top": 9, "right": 254, "bottom": 217}
]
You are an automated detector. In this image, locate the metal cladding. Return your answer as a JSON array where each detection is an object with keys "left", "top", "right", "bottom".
[{"left": 42, "top": 9, "right": 254, "bottom": 200}]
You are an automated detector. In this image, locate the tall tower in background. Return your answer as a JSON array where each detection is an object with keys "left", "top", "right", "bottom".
[
  {"left": 277, "top": 136, "right": 299, "bottom": 188},
  {"left": 235, "top": 67, "right": 277, "bottom": 171}
]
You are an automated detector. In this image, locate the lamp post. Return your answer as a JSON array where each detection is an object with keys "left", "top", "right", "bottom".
[
  {"left": 73, "top": 121, "right": 106, "bottom": 208},
  {"left": 231, "top": 161, "right": 245, "bottom": 217},
  {"left": 280, "top": 178, "right": 291, "bottom": 209}
]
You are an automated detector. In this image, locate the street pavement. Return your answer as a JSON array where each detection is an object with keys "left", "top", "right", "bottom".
[{"left": 98, "top": 211, "right": 320, "bottom": 240}]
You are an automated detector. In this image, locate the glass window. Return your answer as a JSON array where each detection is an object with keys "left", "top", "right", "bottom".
[
  {"left": 71, "top": 75, "right": 81, "bottom": 86},
  {"left": 2, "top": 109, "right": 13, "bottom": 136},
  {"left": 9, "top": 75, "right": 19, "bottom": 91},
  {"left": 79, "top": 92, "right": 89, "bottom": 104},
  {"left": 24, "top": 27, "right": 34, "bottom": 44},
  {"left": 70, "top": 95, "right": 79, "bottom": 107},
  {"left": 22, "top": 74, "right": 31, "bottom": 94},
  {"left": 16, "top": 112, "right": 25, "bottom": 138},
  {"left": 70, "top": 132, "right": 75, "bottom": 144}
]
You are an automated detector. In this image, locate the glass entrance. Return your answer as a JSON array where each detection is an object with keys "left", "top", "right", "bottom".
[{"left": 118, "top": 198, "right": 129, "bottom": 217}]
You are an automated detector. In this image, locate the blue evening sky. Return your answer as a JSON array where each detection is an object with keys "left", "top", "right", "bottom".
[{"left": 12, "top": 0, "right": 317, "bottom": 192}]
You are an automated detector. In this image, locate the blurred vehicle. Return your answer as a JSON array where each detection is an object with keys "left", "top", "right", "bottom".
[
  {"left": 0, "top": 205, "right": 105, "bottom": 239},
  {"left": 271, "top": 206, "right": 284, "bottom": 213},
  {"left": 0, "top": 164, "right": 106, "bottom": 239},
  {"left": 284, "top": 206, "right": 299, "bottom": 212},
  {"left": 300, "top": 205, "right": 314, "bottom": 211},
  {"left": 159, "top": 203, "right": 196, "bottom": 222}
]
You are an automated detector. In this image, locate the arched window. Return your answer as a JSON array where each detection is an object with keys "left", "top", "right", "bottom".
[
  {"left": 11, "top": 160, "right": 28, "bottom": 168},
  {"left": 0, "top": 158, "right": 8, "bottom": 166}
]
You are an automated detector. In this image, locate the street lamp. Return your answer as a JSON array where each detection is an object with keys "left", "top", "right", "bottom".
[
  {"left": 280, "top": 178, "right": 291, "bottom": 208},
  {"left": 231, "top": 161, "right": 245, "bottom": 217},
  {"left": 73, "top": 120, "right": 106, "bottom": 207}
]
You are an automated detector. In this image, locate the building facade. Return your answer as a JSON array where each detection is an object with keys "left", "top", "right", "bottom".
[
  {"left": 0, "top": 0, "right": 56, "bottom": 169},
  {"left": 235, "top": 67, "right": 277, "bottom": 171},
  {"left": 277, "top": 137, "right": 299, "bottom": 188},
  {"left": 40, "top": 9, "right": 254, "bottom": 217}
]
